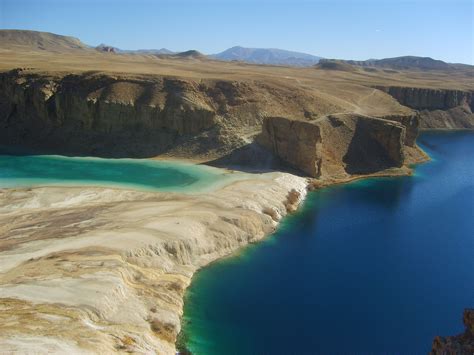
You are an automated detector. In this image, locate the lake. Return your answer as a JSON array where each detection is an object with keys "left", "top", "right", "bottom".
[
  {"left": 180, "top": 132, "right": 474, "bottom": 354},
  {"left": 0, "top": 151, "right": 237, "bottom": 193}
]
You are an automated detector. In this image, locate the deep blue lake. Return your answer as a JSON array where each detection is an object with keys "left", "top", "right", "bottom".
[{"left": 181, "top": 132, "right": 474, "bottom": 354}]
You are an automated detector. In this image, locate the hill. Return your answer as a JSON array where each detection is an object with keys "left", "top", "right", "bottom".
[
  {"left": 171, "top": 50, "right": 205, "bottom": 59},
  {"left": 211, "top": 46, "right": 322, "bottom": 66},
  {"left": 0, "top": 29, "right": 91, "bottom": 52},
  {"left": 338, "top": 56, "right": 457, "bottom": 71}
]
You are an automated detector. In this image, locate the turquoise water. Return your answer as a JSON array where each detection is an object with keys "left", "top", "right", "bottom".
[
  {"left": 0, "top": 151, "right": 236, "bottom": 192},
  {"left": 180, "top": 132, "right": 474, "bottom": 354}
]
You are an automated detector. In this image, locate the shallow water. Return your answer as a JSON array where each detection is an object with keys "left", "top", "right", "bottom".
[
  {"left": 181, "top": 131, "right": 474, "bottom": 354},
  {"left": 0, "top": 151, "right": 237, "bottom": 193}
]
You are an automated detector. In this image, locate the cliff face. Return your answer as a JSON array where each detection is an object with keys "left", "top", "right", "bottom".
[
  {"left": 1, "top": 69, "right": 434, "bottom": 179},
  {"left": 0, "top": 69, "right": 349, "bottom": 158},
  {"left": 431, "top": 309, "right": 474, "bottom": 354},
  {"left": 376, "top": 86, "right": 474, "bottom": 129},
  {"left": 259, "top": 113, "right": 418, "bottom": 179},
  {"left": 260, "top": 117, "right": 322, "bottom": 177},
  {"left": 377, "top": 86, "right": 473, "bottom": 110},
  {"left": 0, "top": 70, "right": 218, "bottom": 157}
]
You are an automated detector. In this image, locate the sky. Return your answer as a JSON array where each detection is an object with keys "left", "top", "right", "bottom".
[{"left": 0, "top": 0, "right": 473, "bottom": 64}]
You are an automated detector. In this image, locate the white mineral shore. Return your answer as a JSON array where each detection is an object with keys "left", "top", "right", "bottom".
[{"left": 0, "top": 172, "right": 307, "bottom": 354}]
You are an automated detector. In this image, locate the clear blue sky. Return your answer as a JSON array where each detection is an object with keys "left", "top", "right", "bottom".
[{"left": 1, "top": 0, "right": 473, "bottom": 64}]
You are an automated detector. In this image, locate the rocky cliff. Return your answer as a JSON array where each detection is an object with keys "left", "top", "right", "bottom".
[
  {"left": 376, "top": 86, "right": 474, "bottom": 129},
  {"left": 259, "top": 113, "right": 424, "bottom": 179},
  {"left": 0, "top": 69, "right": 345, "bottom": 159},
  {"left": 431, "top": 309, "right": 474, "bottom": 354},
  {"left": 0, "top": 70, "right": 217, "bottom": 157},
  {"left": 1, "top": 69, "right": 433, "bottom": 178}
]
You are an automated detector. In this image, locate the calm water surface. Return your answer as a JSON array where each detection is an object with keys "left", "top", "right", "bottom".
[
  {"left": 181, "top": 132, "right": 474, "bottom": 354},
  {"left": 0, "top": 149, "right": 237, "bottom": 192}
]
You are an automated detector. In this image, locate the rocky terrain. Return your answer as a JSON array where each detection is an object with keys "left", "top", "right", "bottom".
[
  {"left": 431, "top": 309, "right": 474, "bottom": 354},
  {"left": 1, "top": 30, "right": 473, "bottom": 353}
]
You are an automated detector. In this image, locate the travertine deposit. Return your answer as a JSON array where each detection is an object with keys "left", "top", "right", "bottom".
[{"left": 0, "top": 174, "right": 307, "bottom": 353}]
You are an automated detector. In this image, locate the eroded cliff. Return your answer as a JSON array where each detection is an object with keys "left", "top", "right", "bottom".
[
  {"left": 259, "top": 113, "right": 425, "bottom": 179},
  {"left": 376, "top": 86, "right": 474, "bottom": 129},
  {"left": 0, "top": 69, "right": 345, "bottom": 159},
  {"left": 1, "top": 69, "right": 435, "bottom": 178}
]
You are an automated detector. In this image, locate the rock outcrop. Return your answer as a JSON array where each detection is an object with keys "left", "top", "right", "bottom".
[
  {"left": 431, "top": 309, "right": 474, "bottom": 354},
  {"left": 96, "top": 44, "right": 117, "bottom": 53},
  {"left": 259, "top": 113, "right": 419, "bottom": 179},
  {"left": 259, "top": 117, "right": 323, "bottom": 177},
  {"left": 376, "top": 86, "right": 474, "bottom": 129}
]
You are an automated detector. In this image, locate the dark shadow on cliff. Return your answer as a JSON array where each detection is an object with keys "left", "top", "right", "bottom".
[
  {"left": 343, "top": 120, "right": 400, "bottom": 174},
  {"left": 203, "top": 141, "right": 305, "bottom": 175},
  {"left": 0, "top": 127, "right": 180, "bottom": 158},
  {"left": 0, "top": 128, "right": 307, "bottom": 176}
]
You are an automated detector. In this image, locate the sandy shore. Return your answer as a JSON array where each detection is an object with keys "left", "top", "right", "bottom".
[{"left": 0, "top": 172, "right": 308, "bottom": 354}]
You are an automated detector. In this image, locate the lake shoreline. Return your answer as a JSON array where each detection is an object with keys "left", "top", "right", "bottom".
[
  {"left": 176, "top": 151, "right": 432, "bottom": 354},
  {"left": 178, "top": 132, "right": 474, "bottom": 354},
  {"left": 0, "top": 144, "right": 431, "bottom": 354}
]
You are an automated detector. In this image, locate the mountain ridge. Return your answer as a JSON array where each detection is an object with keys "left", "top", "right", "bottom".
[
  {"left": 1, "top": 30, "right": 472, "bottom": 70},
  {"left": 211, "top": 45, "right": 323, "bottom": 66}
]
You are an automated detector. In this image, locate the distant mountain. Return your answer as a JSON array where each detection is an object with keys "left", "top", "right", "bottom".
[
  {"left": 211, "top": 46, "right": 322, "bottom": 67},
  {"left": 134, "top": 48, "right": 174, "bottom": 55},
  {"left": 118, "top": 48, "right": 175, "bottom": 55},
  {"left": 0, "top": 29, "right": 91, "bottom": 52}
]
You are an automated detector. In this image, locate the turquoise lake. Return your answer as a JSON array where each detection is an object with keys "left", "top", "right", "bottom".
[
  {"left": 0, "top": 149, "right": 236, "bottom": 193},
  {"left": 180, "top": 132, "right": 474, "bottom": 354}
]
